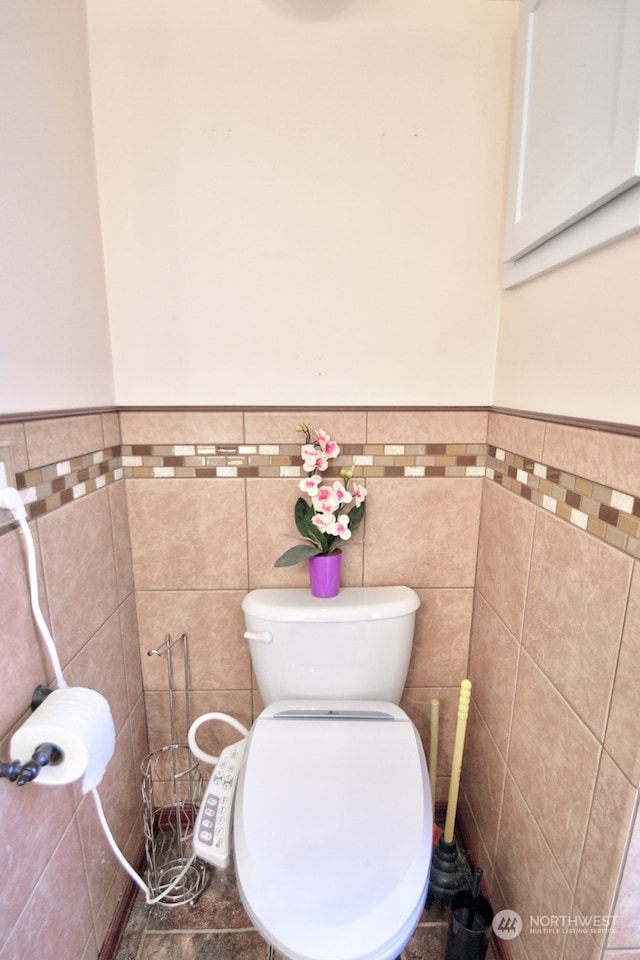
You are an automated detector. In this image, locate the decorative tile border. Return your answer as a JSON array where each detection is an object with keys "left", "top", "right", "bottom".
[
  {"left": 7, "top": 441, "right": 640, "bottom": 561},
  {"left": 118, "top": 443, "right": 488, "bottom": 480},
  {"left": 17, "top": 447, "right": 124, "bottom": 518},
  {"left": 487, "top": 446, "right": 640, "bottom": 559}
]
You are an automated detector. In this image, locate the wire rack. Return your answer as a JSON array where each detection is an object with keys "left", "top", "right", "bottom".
[{"left": 141, "top": 632, "right": 210, "bottom": 906}]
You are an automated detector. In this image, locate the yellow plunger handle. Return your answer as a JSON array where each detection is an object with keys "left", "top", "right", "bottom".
[
  {"left": 443, "top": 678, "right": 472, "bottom": 844},
  {"left": 429, "top": 699, "right": 439, "bottom": 819}
]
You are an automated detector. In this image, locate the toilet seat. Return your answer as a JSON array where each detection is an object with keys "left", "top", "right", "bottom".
[{"left": 234, "top": 700, "right": 432, "bottom": 960}]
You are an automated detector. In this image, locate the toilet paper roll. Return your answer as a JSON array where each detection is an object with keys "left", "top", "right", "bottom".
[{"left": 10, "top": 687, "right": 116, "bottom": 793}]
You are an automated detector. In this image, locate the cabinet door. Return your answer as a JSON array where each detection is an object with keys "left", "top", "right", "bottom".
[{"left": 504, "top": 0, "right": 640, "bottom": 264}]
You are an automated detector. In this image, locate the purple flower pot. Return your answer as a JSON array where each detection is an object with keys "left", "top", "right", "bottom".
[{"left": 308, "top": 553, "right": 342, "bottom": 598}]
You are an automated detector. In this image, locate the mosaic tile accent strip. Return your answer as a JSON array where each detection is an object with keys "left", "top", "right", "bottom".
[
  {"left": 487, "top": 446, "right": 640, "bottom": 560},
  {"left": 6, "top": 442, "right": 640, "bottom": 561},
  {"left": 118, "top": 443, "right": 488, "bottom": 480},
  {"left": 17, "top": 447, "right": 124, "bottom": 518}
]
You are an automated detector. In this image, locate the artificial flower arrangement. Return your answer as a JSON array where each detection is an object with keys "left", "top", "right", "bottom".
[{"left": 274, "top": 423, "right": 367, "bottom": 567}]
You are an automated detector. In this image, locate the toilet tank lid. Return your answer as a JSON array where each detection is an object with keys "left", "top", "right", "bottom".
[{"left": 242, "top": 586, "right": 420, "bottom": 622}]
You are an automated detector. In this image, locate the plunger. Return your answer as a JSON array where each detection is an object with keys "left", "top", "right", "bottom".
[{"left": 427, "top": 678, "right": 473, "bottom": 904}]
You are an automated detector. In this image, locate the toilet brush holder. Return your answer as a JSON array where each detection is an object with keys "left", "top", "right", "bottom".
[{"left": 445, "top": 870, "right": 493, "bottom": 960}]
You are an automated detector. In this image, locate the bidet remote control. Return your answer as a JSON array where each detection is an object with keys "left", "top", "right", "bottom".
[{"left": 193, "top": 737, "right": 247, "bottom": 870}]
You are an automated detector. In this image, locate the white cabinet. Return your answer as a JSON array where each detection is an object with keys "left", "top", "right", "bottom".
[{"left": 503, "top": 0, "right": 640, "bottom": 287}]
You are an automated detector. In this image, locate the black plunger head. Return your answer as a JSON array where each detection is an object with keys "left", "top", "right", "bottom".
[{"left": 428, "top": 837, "right": 473, "bottom": 904}]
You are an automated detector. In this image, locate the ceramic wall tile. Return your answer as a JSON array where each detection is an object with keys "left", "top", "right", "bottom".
[
  {"left": 109, "top": 480, "right": 135, "bottom": 602},
  {"left": 76, "top": 787, "right": 122, "bottom": 934},
  {"left": 119, "top": 410, "right": 244, "bottom": 445},
  {"left": 494, "top": 773, "right": 573, "bottom": 960},
  {"left": 0, "top": 818, "right": 94, "bottom": 960},
  {"left": 0, "top": 729, "right": 75, "bottom": 951},
  {"left": 65, "top": 611, "right": 129, "bottom": 734},
  {"left": 406, "top": 588, "right": 472, "bottom": 688},
  {"left": 37, "top": 488, "right": 119, "bottom": 668},
  {"left": 509, "top": 652, "right": 600, "bottom": 889},
  {"left": 128, "top": 691, "right": 150, "bottom": 776},
  {"left": 366, "top": 409, "right": 488, "bottom": 444},
  {"left": 476, "top": 480, "right": 536, "bottom": 639},
  {"left": 0, "top": 526, "right": 52, "bottom": 736},
  {"left": 543, "top": 423, "right": 640, "bottom": 499},
  {"left": 5, "top": 404, "right": 640, "bottom": 960},
  {"left": 0, "top": 421, "right": 28, "bottom": 471},
  {"left": 24, "top": 414, "right": 104, "bottom": 467},
  {"left": 127, "top": 478, "right": 248, "bottom": 591},
  {"left": 364, "top": 477, "right": 482, "bottom": 587},
  {"left": 523, "top": 510, "right": 632, "bottom": 739},
  {"left": 573, "top": 750, "right": 637, "bottom": 927},
  {"left": 468, "top": 593, "right": 519, "bottom": 759},
  {"left": 608, "top": 803, "right": 640, "bottom": 949},
  {"left": 136, "top": 589, "right": 251, "bottom": 693},
  {"left": 487, "top": 411, "right": 546, "bottom": 461},
  {"left": 119, "top": 594, "right": 144, "bottom": 715},
  {"left": 244, "top": 410, "right": 367, "bottom": 444},
  {"left": 101, "top": 410, "right": 121, "bottom": 449},
  {"left": 461, "top": 705, "right": 506, "bottom": 869},
  {"left": 605, "top": 562, "right": 640, "bottom": 785}
]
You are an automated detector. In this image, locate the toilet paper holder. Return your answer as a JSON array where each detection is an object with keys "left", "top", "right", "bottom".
[{"left": 0, "top": 686, "right": 61, "bottom": 785}]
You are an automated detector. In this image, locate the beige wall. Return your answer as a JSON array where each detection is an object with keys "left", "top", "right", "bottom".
[
  {"left": 0, "top": 2, "right": 114, "bottom": 415},
  {"left": 86, "top": 0, "right": 517, "bottom": 407},
  {"left": 494, "top": 210, "right": 640, "bottom": 428}
]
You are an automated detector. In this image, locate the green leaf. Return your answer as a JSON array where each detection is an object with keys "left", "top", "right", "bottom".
[
  {"left": 274, "top": 543, "right": 322, "bottom": 567},
  {"left": 294, "top": 497, "right": 313, "bottom": 536},
  {"left": 293, "top": 497, "right": 328, "bottom": 551},
  {"left": 348, "top": 501, "right": 366, "bottom": 534}
]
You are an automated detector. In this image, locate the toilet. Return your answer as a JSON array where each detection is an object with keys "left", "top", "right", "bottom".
[{"left": 235, "top": 586, "right": 433, "bottom": 960}]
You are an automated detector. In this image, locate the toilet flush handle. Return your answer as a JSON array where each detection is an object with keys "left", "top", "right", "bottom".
[{"left": 243, "top": 630, "right": 273, "bottom": 644}]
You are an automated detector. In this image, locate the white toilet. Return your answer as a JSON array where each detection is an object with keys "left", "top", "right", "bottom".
[{"left": 235, "top": 586, "right": 433, "bottom": 960}]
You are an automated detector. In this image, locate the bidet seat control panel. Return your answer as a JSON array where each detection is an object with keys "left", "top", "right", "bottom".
[{"left": 193, "top": 737, "right": 247, "bottom": 870}]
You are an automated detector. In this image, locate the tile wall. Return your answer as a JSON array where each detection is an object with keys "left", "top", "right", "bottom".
[
  {"left": 462, "top": 412, "right": 640, "bottom": 960},
  {"left": 1, "top": 407, "right": 639, "bottom": 960},
  {"left": 0, "top": 413, "right": 147, "bottom": 960}
]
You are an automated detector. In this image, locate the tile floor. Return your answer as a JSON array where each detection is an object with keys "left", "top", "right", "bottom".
[{"left": 114, "top": 858, "right": 495, "bottom": 960}]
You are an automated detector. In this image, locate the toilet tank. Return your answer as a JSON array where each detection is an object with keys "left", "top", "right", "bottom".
[{"left": 242, "top": 586, "right": 420, "bottom": 706}]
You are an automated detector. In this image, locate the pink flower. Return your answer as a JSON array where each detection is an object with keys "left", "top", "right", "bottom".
[
  {"left": 312, "top": 512, "right": 335, "bottom": 534},
  {"left": 328, "top": 514, "right": 352, "bottom": 540},
  {"left": 302, "top": 443, "right": 329, "bottom": 473},
  {"left": 313, "top": 485, "right": 339, "bottom": 513},
  {"left": 331, "top": 481, "right": 352, "bottom": 506},
  {"left": 299, "top": 474, "right": 322, "bottom": 498},
  {"left": 352, "top": 482, "right": 367, "bottom": 507},
  {"left": 315, "top": 429, "right": 340, "bottom": 459}
]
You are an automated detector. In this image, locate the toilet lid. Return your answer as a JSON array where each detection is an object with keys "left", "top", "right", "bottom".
[{"left": 234, "top": 700, "right": 432, "bottom": 960}]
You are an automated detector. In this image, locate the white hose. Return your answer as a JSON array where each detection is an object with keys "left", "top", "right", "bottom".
[
  {"left": 188, "top": 712, "right": 250, "bottom": 765},
  {"left": 1, "top": 487, "right": 66, "bottom": 688},
  {"left": 91, "top": 787, "right": 198, "bottom": 904}
]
